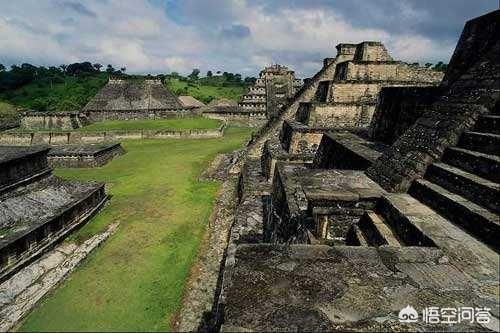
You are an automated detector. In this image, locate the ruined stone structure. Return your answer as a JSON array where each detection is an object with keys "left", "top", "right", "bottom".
[
  {"left": 202, "top": 66, "right": 302, "bottom": 127},
  {"left": 239, "top": 64, "right": 302, "bottom": 119},
  {"left": 211, "top": 10, "right": 500, "bottom": 332},
  {"left": 83, "top": 79, "right": 196, "bottom": 121},
  {"left": 20, "top": 111, "right": 90, "bottom": 130},
  {"left": 0, "top": 146, "right": 107, "bottom": 281},
  {"left": 259, "top": 42, "right": 443, "bottom": 186},
  {"left": 47, "top": 143, "right": 125, "bottom": 168}
]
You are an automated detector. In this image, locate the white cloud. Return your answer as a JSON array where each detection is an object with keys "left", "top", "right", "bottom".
[{"left": 0, "top": 0, "right": 462, "bottom": 77}]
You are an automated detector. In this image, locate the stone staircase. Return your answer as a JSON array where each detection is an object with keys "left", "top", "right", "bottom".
[
  {"left": 350, "top": 111, "right": 499, "bottom": 253},
  {"left": 409, "top": 110, "right": 499, "bottom": 252}
]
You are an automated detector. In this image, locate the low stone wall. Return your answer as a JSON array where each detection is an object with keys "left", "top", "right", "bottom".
[
  {"left": 203, "top": 111, "right": 267, "bottom": 127},
  {"left": 47, "top": 143, "right": 126, "bottom": 168},
  {"left": 280, "top": 120, "right": 324, "bottom": 154},
  {"left": 0, "top": 146, "right": 51, "bottom": 192},
  {"left": 313, "top": 131, "right": 387, "bottom": 170},
  {"left": 85, "top": 109, "right": 199, "bottom": 122},
  {"left": 20, "top": 112, "right": 88, "bottom": 130},
  {"left": 0, "top": 125, "right": 225, "bottom": 145}
]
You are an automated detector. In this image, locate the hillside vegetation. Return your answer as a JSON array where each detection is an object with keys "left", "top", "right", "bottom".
[
  {"left": 0, "top": 63, "right": 253, "bottom": 112},
  {"left": 0, "top": 101, "right": 21, "bottom": 129},
  {"left": 166, "top": 78, "right": 246, "bottom": 104}
]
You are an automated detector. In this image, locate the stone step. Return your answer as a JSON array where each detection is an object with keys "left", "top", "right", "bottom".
[
  {"left": 374, "top": 198, "right": 436, "bottom": 247},
  {"left": 425, "top": 162, "right": 500, "bottom": 213},
  {"left": 474, "top": 114, "right": 500, "bottom": 135},
  {"left": 458, "top": 131, "right": 500, "bottom": 156},
  {"left": 409, "top": 179, "right": 500, "bottom": 252},
  {"left": 442, "top": 147, "right": 500, "bottom": 183},
  {"left": 357, "top": 212, "right": 403, "bottom": 247},
  {"left": 345, "top": 224, "right": 369, "bottom": 246}
]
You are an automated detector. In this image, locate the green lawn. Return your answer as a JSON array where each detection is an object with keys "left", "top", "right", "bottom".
[
  {"left": 166, "top": 78, "right": 246, "bottom": 104},
  {"left": 79, "top": 117, "right": 222, "bottom": 131},
  {"left": 19, "top": 127, "right": 253, "bottom": 332}
]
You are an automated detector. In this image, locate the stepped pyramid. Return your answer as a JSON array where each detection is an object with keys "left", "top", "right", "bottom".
[
  {"left": 239, "top": 65, "right": 302, "bottom": 119},
  {"left": 83, "top": 79, "right": 189, "bottom": 121},
  {"left": 215, "top": 10, "right": 500, "bottom": 332}
]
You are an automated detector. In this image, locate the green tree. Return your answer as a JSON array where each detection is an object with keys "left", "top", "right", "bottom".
[
  {"left": 0, "top": 64, "right": 5, "bottom": 72},
  {"left": 93, "top": 63, "right": 103, "bottom": 71},
  {"left": 106, "top": 64, "right": 115, "bottom": 73},
  {"left": 206, "top": 70, "right": 213, "bottom": 77},
  {"left": 188, "top": 68, "right": 200, "bottom": 80}
]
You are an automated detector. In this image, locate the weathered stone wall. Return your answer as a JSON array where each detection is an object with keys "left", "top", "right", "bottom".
[
  {"left": 0, "top": 147, "right": 50, "bottom": 191},
  {"left": 47, "top": 144, "right": 126, "bottom": 168},
  {"left": 442, "top": 10, "right": 500, "bottom": 89},
  {"left": 353, "top": 41, "right": 392, "bottom": 62},
  {"left": 313, "top": 131, "right": 386, "bottom": 170},
  {"left": 335, "top": 61, "right": 444, "bottom": 83},
  {"left": 280, "top": 121, "right": 325, "bottom": 154},
  {"left": 20, "top": 112, "right": 88, "bottom": 130},
  {"left": 369, "top": 86, "right": 444, "bottom": 144},
  {"left": 85, "top": 109, "right": 198, "bottom": 122},
  {"left": 202, "top": 111, "right": 267, "bottom": 127},
  {"left": 304, "top": 103, "right": 376, "bottom": 128},
  {"left": 288, "top": 131, "right": 324, "bottom": 154},
  {"left": 330, "top": 83, "right": 381, "bottom": 103},
  {"left": 0, "top": 125, "right": 225, "bottom": 145}
]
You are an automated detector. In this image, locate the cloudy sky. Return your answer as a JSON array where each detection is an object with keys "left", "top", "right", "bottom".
[{"left": 0, "top": 0, "right": 497, "bottom": 77}]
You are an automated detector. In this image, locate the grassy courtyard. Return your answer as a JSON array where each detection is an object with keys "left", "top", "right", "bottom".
[{"left": 19, "top": 126, "right": 253, "bottom": 331}]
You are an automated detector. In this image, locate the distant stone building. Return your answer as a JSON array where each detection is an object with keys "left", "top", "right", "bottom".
[
  {"left": 202, "top": 65, "right": 302, "bottom": 127},
  {"left": 82, "top": 78, "right": 196, "bottom": 121},
  {"left": 239, "top": 64, "right": 302, "bottom": 119}
]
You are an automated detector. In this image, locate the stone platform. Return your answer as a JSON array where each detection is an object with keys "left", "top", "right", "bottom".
[
  {"left": 0, "top": 146, "right": 107, "bottom": 281},
  {"left": 221, "top": 244, "right": 497, "bottom": 332},
  {"left": 47, "top": 143, "right": 125, "bottom": 168}
]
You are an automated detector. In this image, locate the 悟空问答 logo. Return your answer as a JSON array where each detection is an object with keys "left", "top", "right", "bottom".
[{"left": 399, "top": 305, "right": 419, "bottom": 323}]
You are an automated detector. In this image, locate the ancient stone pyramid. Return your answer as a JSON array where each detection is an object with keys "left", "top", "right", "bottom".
[{"left": 83, "top": 78, "right": 184, "bottom": 112}]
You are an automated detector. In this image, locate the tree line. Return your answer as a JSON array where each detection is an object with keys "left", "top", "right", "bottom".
[
  {"left": 0, "top": 62, "right": 126, "bottom": 92},
  {"left": 166, "top": 69, "right": 257, "bottom": 87}
]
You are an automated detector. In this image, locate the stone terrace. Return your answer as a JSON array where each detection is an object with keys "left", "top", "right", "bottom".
[{"left": 0, "top": 146, "right": 107, "bottom": 281}]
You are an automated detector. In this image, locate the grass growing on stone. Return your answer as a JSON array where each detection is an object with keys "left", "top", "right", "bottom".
[
  {"left": 19, "top": 127, "right": 253, "bottom": 332},
  {"left": 79, "top": 117, "right": 222, "bottom": 131}
]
